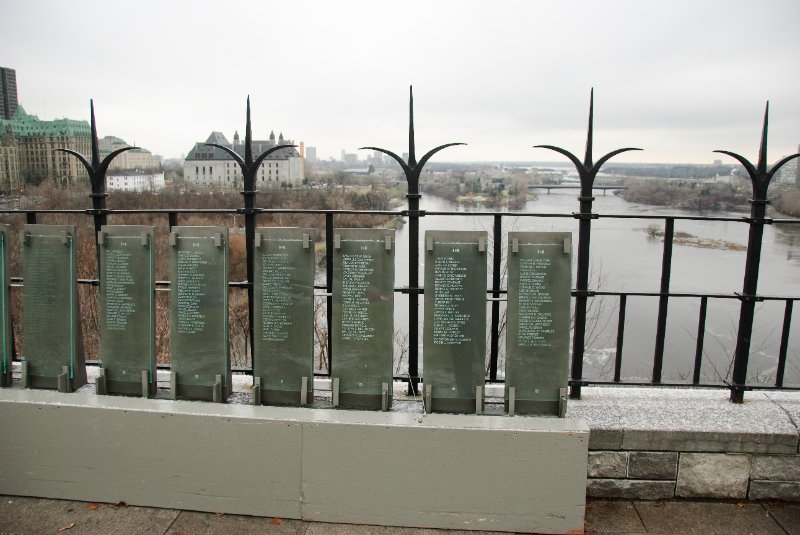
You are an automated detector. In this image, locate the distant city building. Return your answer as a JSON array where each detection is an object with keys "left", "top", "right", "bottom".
[
  {"left": 184, "top": 130, "right": 303, "bottom": 189},
  {"left": 402, "top": 152, "right": 409, "bottom": 163},
  {"left": 0, "top": 105, "right": 91, "bottom": 190},
  {"left": 0, "top": 67, "right": 18, "bottom": 120},
  {"left": 306, "top": 146, "right": 317, "bottom": 163},
  {"left": 99, "top": 136, "right": 162, "bottom": 171},
  {"left": 777, "top": 148, "right": 799, "bottom": 185},
  {"left": 366, "top": 150, "right": 384, "bottom": 167},
  {"left": 107, "top": 171, "right": 165, "bottom": 192},
  {"left": 343, "top": 153, "right": 358, "bottom": 166}
]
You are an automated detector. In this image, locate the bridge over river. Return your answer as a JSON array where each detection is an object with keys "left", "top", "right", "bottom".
[{"left": 529, "top": 184, "right": 627, "bottom": 194}]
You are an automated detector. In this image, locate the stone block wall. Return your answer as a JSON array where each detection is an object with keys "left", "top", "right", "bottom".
[
  {"left": 587, "top": 452, "right": 800, "bottom": 501},
  {"left": 568, "top": 388, "right": 800, "bottom": 502}
]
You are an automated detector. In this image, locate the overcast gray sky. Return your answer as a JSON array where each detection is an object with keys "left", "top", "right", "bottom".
[{"left": 3, "top": 0, "right": 798, "bottom": 164}]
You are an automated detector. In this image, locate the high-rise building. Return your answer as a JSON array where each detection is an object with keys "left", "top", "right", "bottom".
[
  {"left": 306, "top": 146, "right": 317, "bottom": 163},
  {"left": 0, "top": 67, "right": 18, "bottom": 120}
]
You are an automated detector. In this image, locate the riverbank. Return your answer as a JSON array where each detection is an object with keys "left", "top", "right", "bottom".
[
  {"left": 619, "top": 179, "right": 750, "bottom": 211},
  {"left": 773, "top": 188, "right": 800, "bottom": 218}
]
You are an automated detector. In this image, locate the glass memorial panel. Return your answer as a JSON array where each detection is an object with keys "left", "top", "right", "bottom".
[
  {"left": 423, "top": 230, "right": 487, "bottom": 413},
  {"left": 168, "top": 226, "right": 230, "bottom": 401},
  {"left": 21, "top": 224, "right": 86, "bottom": 390},
  {"left": 505, "top": 232, "right": 572, "bottom": 415},
  {"left": 0, "top": 224, "right": 11, "bottom": 387},
  {"left": 98, "top": 225, "right": 156, "bottom": 396},
  {"left": 253, "top": 227, "right": 315, "bottom": 405},
  {"left": 332, "top": 228, "right": 395, "bottom": 410}
]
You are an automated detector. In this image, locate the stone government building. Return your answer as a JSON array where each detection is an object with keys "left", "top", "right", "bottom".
[
  {"left": 0, "top": 105, "right": 92, "bottom": 190},
  {"left": 184, "top": 130, "right": 304, "bottom": 189}
]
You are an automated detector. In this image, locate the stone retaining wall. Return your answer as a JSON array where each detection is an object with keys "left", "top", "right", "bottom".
[
  {"left": 587, "top": 451, "right": 800, "bottom": 501},
  {"left": 568, "top": 387, "right": 800, "bottom": 502}
]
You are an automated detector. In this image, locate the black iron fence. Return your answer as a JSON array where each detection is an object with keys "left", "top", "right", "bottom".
[{"left": 1, "top": 90, "right": 798, "bottom": 403}]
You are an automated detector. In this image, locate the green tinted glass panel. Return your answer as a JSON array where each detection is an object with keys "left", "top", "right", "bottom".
[
  {"left": 332, "top": 228, "right": 395, "bottom": 408},
  {"left": 0, "top": 225, "right": 11, "bottom": 386},
  {"left": 253, "top": 227, "right": 315, "bottom": 403},
  {"left": 168, "top": 227, "right": 230, "bottom": 397},
  {"left": 21, "top": 224, "right": 86, "bottom": 388},
  {"left": 506, "top": 232, "right": 572, "bottom": 415},
  {"left": 423, "top": 230, "right": 487, "bottom": 411},
  {"left": 98, "top": 226, "right": 155, "bottom": 389}
]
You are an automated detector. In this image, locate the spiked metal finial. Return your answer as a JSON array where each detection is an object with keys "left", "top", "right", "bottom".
[
  {"left": 714, "top": 102, "right": 800, "bottom": 201},
  {"left": 204, "top": 97, "right": 296, "bottom": 192},
  {"left": 245, "top": 96, "right": 253, "bottom": 167},
  {"left": 360, "top": 86, "right": 465, "bottom": 185},
  {"left": 584, "top": 88, "right": 594, "bottom": 168},
  {"left": 408, "top": 86, "right": 417, "bottom": 167},
  {"left": 535, "top": 89, "right": 642, "bottom": 197},
  {"left": 90, "top": 99, "right": 100, "bottom": 169},
  {"left": 56, "top": 100, "right": 139, "bottom": 194}
]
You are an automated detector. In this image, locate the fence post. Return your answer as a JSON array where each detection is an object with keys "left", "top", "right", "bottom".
[
  {"left": 204, "top": 97, "right": 296, "bottom": 369},
  {"left": 489, "top": 214, "right": 502, "bottom": 381},
  {"left": 715, "top": 102, "right": 800, "bottom": 402},
  {"left": 361, "top": 86, "right": 464, "bottom": 395},
  {"left": 57, "top": 100, "right": 137, "bottom": 276},
  {"left": 535, "top": 89, "right": 641, "bottom": 399},
  {"left": 325, "top": 212, "right": 334, "bottom": 373},
  {"left": 652, "top": 217, "right": 674, "bottom": 383}
]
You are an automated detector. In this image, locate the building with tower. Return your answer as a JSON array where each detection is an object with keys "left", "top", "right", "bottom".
[{"left": 183, "top": 130, "right": 303, "bottom": 189}]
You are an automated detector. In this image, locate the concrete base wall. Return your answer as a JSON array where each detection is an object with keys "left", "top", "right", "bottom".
[{"left": 0, "top": 389, "right": 588, "bottom": 534}]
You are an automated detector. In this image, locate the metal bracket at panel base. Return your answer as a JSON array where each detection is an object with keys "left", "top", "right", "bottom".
[
  {"left": 57, "top": 366, "right": 71, "bottom": 393},
  {"left": 252, "top": 376, "right": 262, "bottom": 405},
  {"left": 559, "top": 387, "right": 568, "bottom": 418},
  {"left": 424, "top": 384, "right": 432, "bottom": 414},
  {"left": 300, "top": 376, "right": 308, "bottom": 406},
  {"left": 332, "top": 377, "right": 340, "bottom": 407},
  {"left": 141, "top": 370, "right": 150, "bottom": 398},
  {"left": 96, "top": 368, "right": 107, "bottom": 395}
]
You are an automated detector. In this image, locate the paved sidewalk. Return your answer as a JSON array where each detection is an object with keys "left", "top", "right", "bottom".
[{"left": 1, "top": 495, "right": 798, "bottom": 535}]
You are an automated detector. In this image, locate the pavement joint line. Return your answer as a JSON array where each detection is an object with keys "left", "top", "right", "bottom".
[
  {"left": 631, "top": 500, "right": 650, "bottom": 533},
  {"left": 160, "top": 508, "right": 182, "bottom": 535},
  {"left": 761, "top": 502, "right": 791, "bottom": 535}
]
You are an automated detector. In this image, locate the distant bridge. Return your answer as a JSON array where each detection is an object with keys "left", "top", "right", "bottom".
[{"left": 529, "top": 184, "right": 627, "bottom": 195}]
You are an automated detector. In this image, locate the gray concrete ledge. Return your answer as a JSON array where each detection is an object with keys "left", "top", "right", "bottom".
[
  {"left": 4, "top": 369, "right": 800, "bottom": 504},
  {"left": 567, "top": 386, "right": 800, "bottom": 454},
  {"left": 0, "top": 388, "right": 588, "bottom": 533}
]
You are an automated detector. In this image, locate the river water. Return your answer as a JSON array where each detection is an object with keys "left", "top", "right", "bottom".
[{"left": 390, "top": 191, "right": 800, "bottom": 386}]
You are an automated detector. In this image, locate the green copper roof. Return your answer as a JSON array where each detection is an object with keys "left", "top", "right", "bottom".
[{"left": 0, "top": 105, "right": 91, "bottom": 138}]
